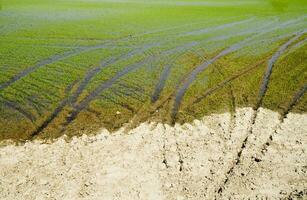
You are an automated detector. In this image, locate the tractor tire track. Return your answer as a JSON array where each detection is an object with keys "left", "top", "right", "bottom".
[
  {"left": 0, "top": 45, "right": 109, "bottom": 91},
  {"left": 0, "top": 97, "right": 36, "bottom": 122},
  {"left": 215, "top": 108, "right": 258, "bottom": 198},
  {"left": 0, "top": 20, "right": 196, "bottom": 91},
  {"left": 171, "top": 21, "right": 307, "bottom": 123},
  {"left": 151, "top": 63, "right": 172, "bottom": 103},
  {"left": 27, "top": 40, "right": 198, "bottom": 137},
  {"left": 256, "top": 31, "right": 305, "bottom": 109},
  {"left": 171, "top": 35, "right": 256, "bottom": 122},
  {"left": 151, "top": 41, "right": 211, "bottom": 104},
  {"left": 19, "top": 46, "right": 153, "bottom": 125},
  {"left": 215, "top": 32, "right": 305, "bottom": 197},
  {"left": 6, "top": 38, "right": 198, "bottom": 122},
  {"left": 228, "top": 85, "right": 236, "bottom": 115},
  {"left": 29, "top": 98, "right": 69, "bottom": 138},
  {"left": 260, "top": 83, "right": 306, "bottom": 156},
  {"left": 128, "top": 43, "right": 207, "bottom": 127},
  {"left": 25, "top": 96, "right": 48, "bottom": 117},
  {"left": 181, "top": 17, "right": 255, "bottom": 36},
  {"left": 0, "top": 16, "right": 263, "bottom": 91},
  {"left": 290, "top": 38, "right": 307, "bottom": 50},
  {"left": 186, "top": 59, "right": 266, "bottom": 108},
  {"left": 227, "top": 85, "right": 237, "bottom": 138},
  {"left": 27, "top": 44, "right": 159, "bottom": 138},
  {"left": 65, "top": 56, "right": 155, "bottom": 126},
  {"left": 29, "top": 81, "right": 78, "bottom": 138},
  {"left": 0, "top": 26, "right": 163, "bottom": 92},
  {"left": 2, "top": 15, "right": 305, "bottom": 92},
  {"left": 122, "top": 46, "right": 207, "bottom": 129},
  {"left": 208, "top": 17, "right": 279, "bottom": 42},
  {"left": 7, "top": 17, "right": 305, "bottom": 138},
  {"left": 216, "top": 84, "right": 306, "bottom": 198},
  {"left": 282, "top": 84, "right": 307, "bottom": 119},
  {"left": 204, "top": 51, "right": 237, "bottom": 118},
  {"left": 208, "top": 15, "right": 306, "bottom": 45},
  {"left": 69, "top": 43, "right": 158, "bottom": 107},
  {"left": 0, "top": 41, "right": 80, "bottom": 49},
  {"left": 133, "top": 16, "right": 241, "bottom": 39}
]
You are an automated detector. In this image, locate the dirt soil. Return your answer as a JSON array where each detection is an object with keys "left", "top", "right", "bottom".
[{"left": 0, "top": 108, "right": 306, "bottom": 200}]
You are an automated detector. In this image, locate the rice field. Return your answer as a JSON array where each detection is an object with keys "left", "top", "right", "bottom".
[{"left": 0, "top": 0, "right": 306, "bottom": 141}]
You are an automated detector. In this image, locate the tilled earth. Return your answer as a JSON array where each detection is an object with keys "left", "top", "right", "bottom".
[{"left": 0, "top": 108, "right": 306, "bottom": 199}]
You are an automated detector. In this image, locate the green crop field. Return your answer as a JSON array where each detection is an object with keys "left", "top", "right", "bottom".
[{"left": 0, "top": 0, "right": 306, "bottom": 141}]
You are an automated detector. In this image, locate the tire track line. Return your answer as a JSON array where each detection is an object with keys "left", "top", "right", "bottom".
[
  {"left": 64, "top": 42, "right": 198, "bottom": 130},
  {"left": 28, "top": 44, "right": 159, "bottom": 137},
  {"left": 0, "top": 44, "right": 108, "bottom": 91},
  {"left": 129, "top": 44, "right": 207, "bottom": 128},
  {"left": 0, "top": 21, "right": 190, "bottom": 91},
  {"left": 64, "top": 56, "right": 155, "bottom": 127},
  {"left": 5, "top": 40, "right": 160, "bottom": 125},
  {"left": 171, "top": 18, "right": 307, "bottom": 123},
  {"left": 151, "top": 42, "right": 199, "bottom": 103},
  {"left": 181, "top": 17, "right": 255, "bottom": 36},
  {"left": 215, "top": 32, "right": 305, "bottom": 198},
  {"left": 290, "top": 38, "right": 307, "bottom": 50},
  {"left": 282, "top": 84, "right": 307, "bottom": 119},
  {"left": 171, "top": 36, "right": 255, "bottom": 123},
  {"left": 199, "top": 50, "right": 237, "bottom": 118},
  {"left": 18, "top": 18, "right": 306, "bottom": 138},
  {"left": 0, "top": 97, "right": 36, "bottom": 122},
  {"left": 215, "top": 84, "right": 306, "bottom": 199},
  {"left": 260, "top": 84, "right": 306, "bottom": 156},
  {"left": 185, "top": 59, "right": 266, "bottom": 109},
  {"left": 256, "top": 31, "right": 305, "bottom": 109},
  {"left": 0, "top": 17, "right": 258, "bottom": 91},
  {"left": 151, "top": 58, "right": 189, "bottom": 104},
  {"left": 69, "top": 43, "right": 158, "bottom": 107},
  {"left": 28, "top": 41, "right": 198, "bottom": 137},
  {"left": 29, "top": 81, "right": 78, "bottom": 138},
  {"left": 0, "top": 36, "right": 152, "bottom": 91},
  {"left": 151, "top": 63, "right": 172, "bottom": 103}
]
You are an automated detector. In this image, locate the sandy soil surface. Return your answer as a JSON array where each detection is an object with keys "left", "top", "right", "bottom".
[{"left": 0, "top": 108, "right": 306, "bottom": 200}]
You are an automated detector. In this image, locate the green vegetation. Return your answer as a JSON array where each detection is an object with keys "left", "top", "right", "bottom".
[{"left": 0, "top": 0, "right": 306, "bottom": 141}]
